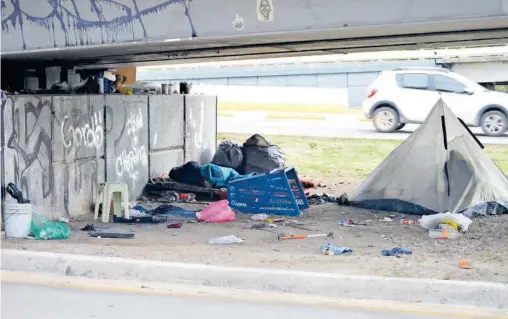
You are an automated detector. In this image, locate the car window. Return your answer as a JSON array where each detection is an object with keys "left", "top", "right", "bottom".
[
  {"left": 433, "top": 75, "right": 466, "bottom": 93},
  {"left": 395, "top": 73, "right": 429, "bottom": 90}
]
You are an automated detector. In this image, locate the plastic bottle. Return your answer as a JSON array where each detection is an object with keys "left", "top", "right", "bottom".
[
  {"left": 429, "top": 225, "right": 460, "bottom": 239},
  {"left": 400, "top": 219, "right": 417, "bottom": 225},
  {"left": 179, "top": 193, "right": 196, "bottom": 202}
]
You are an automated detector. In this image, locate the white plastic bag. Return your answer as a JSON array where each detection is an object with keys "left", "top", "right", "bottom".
[
  {"left": 251, "top": 214, "right": 268, "bottom": 221},
  {"left": 419, "top": 212, "right": 472, "bottom": 232},
  {"left": 209, "top": 235, "right": 244, "bottom": 244}
]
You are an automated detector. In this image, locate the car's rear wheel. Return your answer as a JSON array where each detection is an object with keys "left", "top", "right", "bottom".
[
  {"left": 480, "top": 110, "right": 508, "bottom": 137},
  {"left": 395, "top": 123, "right": 406, "bottom": 131},
  {"left": 373, "top": 107, "right": 399, "bottom": 133}
]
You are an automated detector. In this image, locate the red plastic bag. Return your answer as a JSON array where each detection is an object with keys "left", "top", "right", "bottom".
[{"left": 196, "top": 200, "right": 235, "bottom": 223}]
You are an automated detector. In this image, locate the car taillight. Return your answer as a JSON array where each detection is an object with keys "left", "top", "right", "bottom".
[{"left": 367, "top": 89, "right": 377, "bottom": 98}]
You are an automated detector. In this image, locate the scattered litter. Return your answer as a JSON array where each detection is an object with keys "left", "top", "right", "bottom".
[
  {"left": 209, "top": 235, "right": 244, "bottom": 244},
  {"left": 458, "top": 259, "right": 472, "bottom": 269},
  {"left": 159, "top": 191, "right": 179, "bottom": 203},
  {"left": 57, "top": 217, "right": 70, "bottom": 224},
  {"left": 381, "top": 247, "right": 412, "bottom": 257},
  {"left": 339, "top": 219, "right": 367, "bottom": 227},
  {"left": 132, "top": 205, "right": 147, "bottom": 212},
  {"left": 196, "top": 200, "right": 235, "bottom": 223},
  {"left": 278, "top": 231, "right": 333, "bottom": 241},
  {"left": 114, "top": 215, "right": 165, "bottom": 224},
  {"left": 167, "top": 223, "right": 182, "bottom": 229},
  {"left": 429, "top": 224, "right": 460, "bottom": 239},
  {"left": 130, "top": 209, "right": 146, "bottom": 218},
  {"left": 89, "top": 232, "right": 135, "bottom": 239},
  {"left": 81, "top": 224, "right": 96, "bottom": 231},
  {"left": 338, "top": 219, "right": 355, "bottom": 227},
  {"left": 179, "top": 193, "right": 196, "bottom": 202},
  {"left": 320, "top": 243, "right": 353, "bottom": 256},
  {"left": 419, "top": 212, "right": 472, "bottom": 232},
  {"left": 31, "top": 214, "right": 71, "bottom": 240},
  {"left": 251, "top": 214, "right": 268, "bottom": 221},
  {"left": 247, "top": 223, "right": 268, "bottom": 230},
  {"left": 400, "top": 219, "right": 417, "bottom": 225},
  {"left": 265, "top": 217, "right": 286, "bottom": 224},
  {"left": 149, "top": 204, "right": 196, "bottom": 218},
  {"left": 307, "top": 193, "right": 349, "bottom": 206}
]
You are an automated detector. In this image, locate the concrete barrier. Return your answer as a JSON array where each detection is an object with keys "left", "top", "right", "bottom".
[
  {"left": 2, "top": 249, "right": 507, "bottom": 309},
  {"left": 1, "top": 95, "right": 217, "bottom": 219}
]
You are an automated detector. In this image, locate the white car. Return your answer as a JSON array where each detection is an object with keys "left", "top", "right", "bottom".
[{"left": 362, "top": 68, "right": 508, "bottom": 136}]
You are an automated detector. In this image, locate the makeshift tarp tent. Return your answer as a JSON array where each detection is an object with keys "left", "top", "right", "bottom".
[{"left": 351, "top": 99, "right": 508, "bottom": 217}]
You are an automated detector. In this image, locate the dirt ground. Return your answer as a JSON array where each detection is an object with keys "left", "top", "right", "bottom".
[{"left": 2, "top": 191, "right": 507, "bottom": 283}]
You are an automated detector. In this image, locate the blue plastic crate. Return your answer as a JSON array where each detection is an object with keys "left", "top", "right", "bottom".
[{"left": 227, "top": 168, "right": 309, "bottom": 216}]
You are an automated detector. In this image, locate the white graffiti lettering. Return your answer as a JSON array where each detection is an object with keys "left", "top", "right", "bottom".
[
  {"left": 115, "top": 146, "right": 148, "bottom": 177},
  {"left": 62, "top": 112, "right": 103, "bottom": 150},
  {"left": 126, "top": 108, "right": 143, "bottom": 137}
]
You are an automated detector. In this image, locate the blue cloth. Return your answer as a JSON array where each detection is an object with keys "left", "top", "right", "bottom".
[
  {"left": 148, "top": 204, "right": 196, "bottom": 218},
  {"left": 320, "top": 243, "right": 353, "bottom": 255},
  {"left": 200, "top": 164, "right": 255, "bottom": 188},
  {"left": 104, "top": 78, "right": 116, "bottom": 93},
  {"left": 132, "top": 205, "right": 147, "bottom": 212},
  {"left": 381, "top": 247, "right": 412, "bottom": 256}
]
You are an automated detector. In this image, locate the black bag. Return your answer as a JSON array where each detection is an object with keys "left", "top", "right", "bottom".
[
  {"left": 242, "top": 134, "right": 285, "bottom": 174},
  {"left": 212, "top": 141, "right": 244, "bottom": 171}
]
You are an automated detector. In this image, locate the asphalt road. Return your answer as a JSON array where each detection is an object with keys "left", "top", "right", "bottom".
[
  {"left": 0, "top": 283, "right": 442, "bottom": 319},
  {"left": 218, "top": 114, "right": 508, "bottom": 145}
]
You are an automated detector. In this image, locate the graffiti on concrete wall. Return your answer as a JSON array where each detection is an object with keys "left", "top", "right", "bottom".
[
  {"left": 61, "top": 111, "right": 103, "bottom": 152},
  {"left": 115, "top": 107, "right": 148, "bottom": 185},
  {"left": 2, "top": 96, "right": 102, "bottom": 217},
  {"left": 184, "top": 96, "right": 217, "bottom": 164},
  {"left": 2, "top": 96, "right": 54, "bottom": 200},
  {"left": 1, "top": 0, "right": 196, "bottom": 50},
  {"left": 106, "top": 96, "right": 148, "bottom": 200}
]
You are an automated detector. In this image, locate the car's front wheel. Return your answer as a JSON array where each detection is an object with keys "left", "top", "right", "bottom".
[
  {"left": 373, "top": 107, "right": 399, "bottom": 133},
  {"left": 480, "top": 110, "right": 508, "bottom": 137}
]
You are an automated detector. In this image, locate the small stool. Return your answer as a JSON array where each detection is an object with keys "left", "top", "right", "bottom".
[{"left": 94, "top": 182, "right": 130, "bottom": 223}]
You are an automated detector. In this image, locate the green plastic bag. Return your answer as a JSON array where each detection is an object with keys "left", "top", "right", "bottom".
[{"left": 31, "top": 214, "right": 71, "bottom": 240}]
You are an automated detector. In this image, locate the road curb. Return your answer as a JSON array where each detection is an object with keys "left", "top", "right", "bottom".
[{"left": 2, "top": 249, "right": 507, "bottom": 309}]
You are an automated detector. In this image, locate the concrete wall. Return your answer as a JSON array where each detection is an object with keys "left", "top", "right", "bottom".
[
  {"left": 3, "top": 0, "right": 508, "bottom": 53},
  {"left": 184, "top": 95, "right": 217, "bottom": 164},
  {"left": 451, "top": 62, "right": 508, "bottom": 83},
  {"left": 1, "top": 94, "right": 216, "bottom": 219}
]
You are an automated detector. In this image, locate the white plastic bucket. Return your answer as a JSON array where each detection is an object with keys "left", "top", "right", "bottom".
[{"left": 4, "top": 202, "right": 33, "bottom": 238}]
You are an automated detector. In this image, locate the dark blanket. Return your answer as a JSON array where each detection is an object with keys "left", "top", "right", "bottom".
[{"left": 169, "top": 161, "right": 203, "bottom": 186}]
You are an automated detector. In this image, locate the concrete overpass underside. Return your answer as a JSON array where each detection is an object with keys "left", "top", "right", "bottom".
[{"left": 3, "top": 0, "right": 508, "bottom": 66}]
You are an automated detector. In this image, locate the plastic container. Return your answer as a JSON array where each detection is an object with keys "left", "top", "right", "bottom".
[
  {"left": 429, "top": 225, "right": 460, "bottom": 239},
  {"left": 4, "top": 202, "right": 33, "bottom": 238},
  {"left": 227, "top": 168, "right": 309, "bottom": 216}
]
